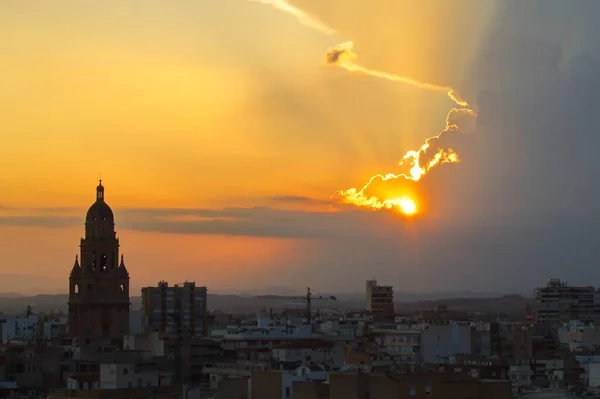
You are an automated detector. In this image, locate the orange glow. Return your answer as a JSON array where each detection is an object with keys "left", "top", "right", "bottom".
[
  {"left": 331, "top": 108, "right": 476, "bottom": 210},
  {"left": 325, "top": 41, "right": 477, "bottom": 211}
]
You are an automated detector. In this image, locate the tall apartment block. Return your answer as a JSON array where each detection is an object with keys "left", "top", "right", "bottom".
[
  {"left": 534, "top": 278, "right": 600, "bottom": 324},
  {"left": 365, "top": 279, "right": 394, "bottom": 314},
  {"left": 141, "top": 281, "right": 208, "bottom": 337}
]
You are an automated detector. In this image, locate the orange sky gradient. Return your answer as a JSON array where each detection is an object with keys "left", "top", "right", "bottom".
[{"left": 0, "top": 0, "right": 497, "bottom": 295}]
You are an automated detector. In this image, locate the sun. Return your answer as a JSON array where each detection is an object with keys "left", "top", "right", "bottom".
[{"left": 397, "top": 198, "right": 417, "bottom": 215}]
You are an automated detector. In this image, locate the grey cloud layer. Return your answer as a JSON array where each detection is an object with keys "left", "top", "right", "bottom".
[{"left": 0, "top": 205, "right": 388, "bottom": 239}]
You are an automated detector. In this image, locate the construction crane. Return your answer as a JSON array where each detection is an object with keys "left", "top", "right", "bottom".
[{"left": 255, "top": 287, "right": 336, "bottom": 324}]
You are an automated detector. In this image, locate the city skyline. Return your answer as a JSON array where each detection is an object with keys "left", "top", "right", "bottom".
[{"left": 2, "top": 0, "right": 600, "bottom": 295}]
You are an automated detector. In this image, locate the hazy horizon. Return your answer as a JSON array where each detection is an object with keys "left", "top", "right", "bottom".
[{"left": 2, "top": 0, "right": 600, "bottom": 295}]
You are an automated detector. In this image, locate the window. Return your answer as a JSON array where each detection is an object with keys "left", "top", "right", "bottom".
[
  {"left": 74, "top": 284, "right": 79, "bottom": 294},
  {"left": 120, "top": 284, "right": 125, "bottom": 293},
  {"left": 409, "top": 387, "right": 416, "bottom": 397},
  {"left": 425, "top": 384, "right": 431, "bottom": 395}
]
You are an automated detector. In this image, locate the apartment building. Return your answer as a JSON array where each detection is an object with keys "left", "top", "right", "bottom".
[
  {"left": 534, "top": 278, "right": 600, "bottom": 324},
  {"left": 371, "top": 328, "right": 421, "bottom": 365},
  {"left": 365, "top": 279, "right": 394, "bottom": 315},
  {"left": 141, "top": 281, "right": 208, "bottom": 337}
]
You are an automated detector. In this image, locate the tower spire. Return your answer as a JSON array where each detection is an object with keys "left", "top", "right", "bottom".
[{"left": 96, "top": 178, "right": 104, "bottom": 201}]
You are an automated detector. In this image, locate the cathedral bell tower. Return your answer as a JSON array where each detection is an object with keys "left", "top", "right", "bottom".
[{"left": 68, "top": 180, "right": 130, "bottom": 343}]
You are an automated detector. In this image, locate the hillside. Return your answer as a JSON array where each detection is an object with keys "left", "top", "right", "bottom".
[{"left": 0, "top": 292, "right": 531, "bottom": 319}]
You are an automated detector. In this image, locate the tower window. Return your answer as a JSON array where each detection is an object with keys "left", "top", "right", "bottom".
[
  {"left": 74, "top": 284, "right": 79, "bottom": 294},
  {"left": 120, "top": 284, "right": 125, "bottom": 293}
]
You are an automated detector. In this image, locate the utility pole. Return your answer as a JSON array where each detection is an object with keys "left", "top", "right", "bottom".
[{"left": 305, "top": 287, "right": 312, "bottom": 323}]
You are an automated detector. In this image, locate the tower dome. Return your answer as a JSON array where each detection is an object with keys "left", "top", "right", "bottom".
[{"left": 85, "top": 180, "right": 114, "bottom": 223}]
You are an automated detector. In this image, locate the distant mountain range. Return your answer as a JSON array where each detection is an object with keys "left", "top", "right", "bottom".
[
  {"left": 0, "top": 292, "right": 26, "bottom": 298},
  {"left": 0, "top": 292, "right": 531, "bottom": 319}
]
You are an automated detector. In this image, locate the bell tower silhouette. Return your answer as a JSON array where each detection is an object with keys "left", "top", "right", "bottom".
[{"left": 68, "top": 180, "right": 130, "bottom": 343}]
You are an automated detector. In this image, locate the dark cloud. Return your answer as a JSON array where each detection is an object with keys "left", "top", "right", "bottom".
[
  {"left": 452, "top": 2, "right": 600, "bottom": 219},
  {"left": 0, "top": 215, "right": 81, "bottom": 228},
  {"left": 0, "top": 205, "right": 393, "bottom": 239},
  {"left": 2, "top": 203, "right": 600, "bottom": 293}
]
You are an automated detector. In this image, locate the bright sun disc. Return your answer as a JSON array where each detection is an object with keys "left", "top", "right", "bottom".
[{"left": 398, "top": 198, "right": 417, "bottom": 215}]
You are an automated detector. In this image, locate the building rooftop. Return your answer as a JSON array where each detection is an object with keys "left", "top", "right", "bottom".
[
  {"left": 274, "top": 340, "right": 336, "bottom": 350},
  {"left": 69, "top": 372, "right": 100, "bottom": 383}
]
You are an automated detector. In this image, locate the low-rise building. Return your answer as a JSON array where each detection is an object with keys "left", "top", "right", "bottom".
[
  {"left": 420, "top": 322, "right": 474, "bottom": 364},
  {"left": 272, "top": 340, "right": 345, "bottom": 369},
  {"left": 66, "top": 361, "right": 169, "bottom": 390},
  {"left": 1, "top": 314, "right": 42, "bottom": 344},
  {"left": 371, "top": 328, "right": 421, "bottom": 365}
]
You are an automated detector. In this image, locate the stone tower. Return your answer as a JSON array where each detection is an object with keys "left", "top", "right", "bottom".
[{"left": 68, "top": 180, "right": 130, "bottom": 343}]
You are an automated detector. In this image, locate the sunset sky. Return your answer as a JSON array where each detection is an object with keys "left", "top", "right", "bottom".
[{"left": 2, "top": 0, "right": 600, "bottom": 295}]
